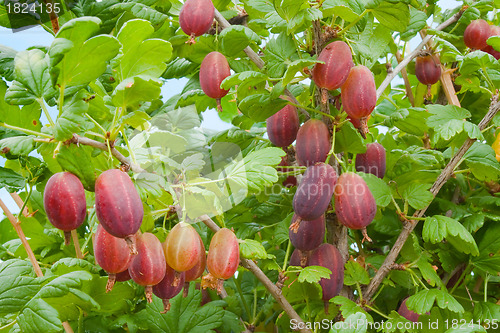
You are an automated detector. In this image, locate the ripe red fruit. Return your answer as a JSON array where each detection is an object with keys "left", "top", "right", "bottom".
[
  {"left": 184, "top": 236, "right": 206, "bottom": 282},
  {"left": 199, "top": 51, "right": 231, "bottom": 111},
  {"left": 289, "top": 249, "right": 306, "bottom": 267},
  {"left": 178, "top": 0, "right": 215, "bottom": 44},
  {"left": 43, "top": 172, "right": 87, "bottom": 245},
  {"left": 355, "top": 142, "right": 386, "bottom": 179},
  {"left": 266, "top": 101, "right": 300, "bottom": 147},
  {"left": 341, "top": 65, "right": 377, "bottom": 121},
  {"left": 153, "top": 264, "right": 185, "bottom": 313},
  {"left": 334, "top": 172, "right": 376, "bottom": 235},
  {"left": 398, "top": 297, "right": 422, "bottom": 322},
  {"left": 482, "top": 25, "right": 500, "bottom": 60},
  {"left": 277, "top": 156, "right": 297, "bottom": 187},
  {"left": 312, "top": 41, "right": 353, "bottom": 101},
  {"left": 415, "top": 54, "right": 441, "bottom": 86},
  {"left": 295, "top": 119, "right": 331, "bottom": 166},
  {"left": 129, "top": 233, "right": 166, "bottom": 302},
  {"left": 164, "top": 223, "right": 203, "bottom": 279},
  {"left": 289, "top": 214, "right": 325, "bottom": 251},
  {"left": 93, "top": 224, "right": 132, "bottom": 292},
  {"left": 308, "top": 243, "right": 344, "bottom": 310},
  {"left": 464, "top": 19, "right": 491, "bottom": 50},
  {"left": 115, "top": 269, "right": 131, "bottom": 282},
  {"left": 207, "top": 228, "right": 240, "bottom": 291},
  {"left": 95, "top": 169, "right": 143, "bottom": 254},
  {"left": 292, "top": 163, "right": 337, "bottom": 225}
]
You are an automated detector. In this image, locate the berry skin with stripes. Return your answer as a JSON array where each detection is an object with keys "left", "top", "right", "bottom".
[
  {"left": 292, "top": 163, "right": 337, "bottom": 221},
  {"left": 334, "top": 172, "right": 376, "bottom": 230},
  {"left": 463, "top": 19, "right": 491, "bottom": 50},
  {"left": 288, "top": 214, "right": 325, "bottom": 251},
  {"left": 295, "top": 119, "right": 331, "bottom": 166},
  {"left": 179, "top": 0, "right": 215, "bottom": 43},
  {"left": 129, "top": 232, "right": 166, "bottom": 303},
  {"left": 93, "top": 224, "right": 132, "bottom": 292},
  {"left": 308, "top": 243, "right": 344, "bottom": 308},
  {"left": 341, "top": 65, "right": 377, "bottom": 120},
  {"left": 43, "top": 172, "right": 87, "bottom": 245},
  {"left": 95, "top": 169, "right": 143, "bottom": 254},
  {"left": 199, "top": 51, "right": 231, "bottom": 111},
  {"left": 207, "top": 228, "right": 239, "bottom": 285},
  {"left": 312, "top": 41, "right": 353, "bottom": 91},
  {"left": 164, "top": 222, "right": 203, "bottom": 275},
  {"left": 266, "top": 100, "right": 300, "bottom": 147},
  {"left": 355, "top": 142, "right": 386, "bottom": 179},
  {"left": 153, "top": 263, "right": 185, "bottom": 313},
  {"left": 415, "top": 54, "right": 441, "bottom": 86}
]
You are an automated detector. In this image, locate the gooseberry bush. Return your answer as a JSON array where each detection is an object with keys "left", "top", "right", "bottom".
[{"left": 0, "top": 0, "right": 500, "bottom": 332}]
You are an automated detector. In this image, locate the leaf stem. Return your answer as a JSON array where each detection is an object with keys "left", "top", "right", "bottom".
[
  {"left": 37, "top": 98, "right": 55, "bottom": 127},
  {"left": 338, "top": 9, "right": 369, "bottom": 35},
  {"left": 288, "top": 102, "right": 335, "bottom": 120},
  {"left": 364, "top": 304, "right": 390, "bottom": 320},
  {"left": 85, "top": 113, "right": 107, "bottom": 135},
  {"left": 58, "top": 84, "right": 65, "bottom": 117},
  {"left": 0, "top": 122, "right": 53, "bottom": 138},
  {"left": 282, "top": 239, "right": 292, "bottom": 271}
]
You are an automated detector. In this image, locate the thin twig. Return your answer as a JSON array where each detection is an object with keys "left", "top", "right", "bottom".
[
  {"left": 395, "top": 50, "right": 415, "bottom": 106},
  {"left": 199, "top": 214, "right": 312, "bottom": 333},
  {"left": 376, "top": 11, "right": 463, "bottom": 100},
  {"left": 71, "top": 134, "right": 144, "bottom": 173},
  {"left": 9, "top": 192, "right": 29, "bottom": 217},
  {"left": 0, "top": 199, "right": 43, "bottom": 277},
  {"left": 362, "top": 94, "right": 500, "bottom": 302}
]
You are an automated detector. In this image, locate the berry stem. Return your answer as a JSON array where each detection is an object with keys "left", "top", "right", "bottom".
[
  {"left": 71, "top": 230, "right": 84, "bottom": 259},
  {"left": 106, "top": 274, "right": 116, "bottom": 293}
]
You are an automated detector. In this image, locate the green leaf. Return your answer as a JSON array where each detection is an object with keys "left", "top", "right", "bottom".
[
  {"left": 423, "top": 215, "right": 479, "bottom": 256},
  {"left": 387, "top": 107, "right": 429, "bottom": 136},
  {"left": 473, "top": 301, "right": 500, "bottom": 322},
  {"left": 135, "top": 284, "right": 225, "bottom": 332},
  {"left": 463, "top": 142, "right": 500, "bottom": 181},
  {"left": 487, "top": 36, "right": 500, "bottom": 51},
  {"left": 264, "top": 32, "right": 298, "bottom": 78},
  {"left": 224, "top": 147, "right": 285, "bottom": 193},
  {"left": 0, "top": 166, "right": 26, "bottom": 191},
  {"left": 220, "top": 25, "right": 260, "bottom": 57},
  {"left": 56, "top": 145, "right": 96, "bottom": 191},
  {"left": 238, "top": 93, "right": 289, "bottom": 122},
  {"left": 115, "top": 19, "right": 172, "bottom": 80},
  {"left": 416, "top": 257, "right": 445, "bottom": 288},
  {"left": 5, "top": 49, "right": 56, "bottom": 105},
  {"left": 400, "top": 7, "right": 427, "bottom": 41},
  {"left": 330, "top": 312, "right": 368, "bottom": 333},
  {"left": 282, "top": 58, "right": 320, "bottom": 86},
  {"left": 17, "top": 271, "right": 97, "bottom": 333},
  {"left": 344, "top": 260, "right": 370, "bottom": 285},
  {"left": 0, "top": 136, "right": 35, "bottom": 155},
  {"left": 111, "top": 76, "right": 162, "bottom": 108},
  {"left": 239, "top": 239, "right": 270, "bottom": 260},
  {"left": 459, "top": 50, "right": 500, "bottom": 76},
  {"left": 472, "top": 222, "right": 500, "bottom": 274},
  {"left": 0, "top": 44, "right": 17, "bottom": 81},
  {"left": 298, "top": 265, "right": 332, "bottom": 283},
  {"left": 0, "top": 259, "right": 40, "bottom": 316},
  {"left": 426, "top": 104, "right": 472, "bottom": 142},
  {"left": 357, "top": 172, "right": 391, "bottom": 207},
  {"left": 49, "top": 17, "right": 121, "bottom": 87},
  {"left": 332, "top": 296, "right": 373, "bottom": 322},
  {"left": 372, "top": 1, "right": 410, "bottom": 32},
  {"left": 402, "top": 183, "right": 434, "bottom": 210},
  {"left": 322, "top": 0, "right": 360, "bottom": 21},
  {"left": 0, "top": 81, "right": 42, "bottom": 132},
  {"left": 335, "top": 122, "right": 366, "bottom": 154},
  {"left": 110, "top": 2, "right": 169, "bottom": 25},
  {"left": 54, "top": 90, "right": 90, "bottom": 141}
]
